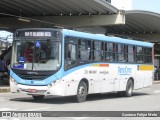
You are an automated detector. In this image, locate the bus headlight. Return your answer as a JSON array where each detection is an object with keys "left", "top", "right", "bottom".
[
  {"left": 10, "top": 77, "right": 18, "bottom": 85},
  {"left": 47, "top": 80, "right": 60, "bottom": 88}
]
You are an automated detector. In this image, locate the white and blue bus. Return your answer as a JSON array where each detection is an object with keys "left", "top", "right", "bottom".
[{"left": 10, "top": 28, "right": 154, "bottom": 102}]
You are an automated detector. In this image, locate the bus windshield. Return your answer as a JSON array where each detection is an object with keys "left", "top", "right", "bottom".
[{"left": 11, "top": 40, "right": 61, "bottom": 71}]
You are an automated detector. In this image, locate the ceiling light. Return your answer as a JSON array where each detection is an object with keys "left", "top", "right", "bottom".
[{"left": 18, "top": 17, "right": 30, "bottom": 22}]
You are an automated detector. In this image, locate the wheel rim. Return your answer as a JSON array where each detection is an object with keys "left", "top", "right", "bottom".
[
  {"left": 77, "top": 84, "right": 87, "bottom": 102},
  {"left": 78, "top": 86, "right": 86, "bottom": 96}
]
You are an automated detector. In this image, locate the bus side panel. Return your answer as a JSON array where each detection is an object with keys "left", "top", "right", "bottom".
[
  {"left": 48, "top": 79, "right": 67, "bottom": 96},
  {"left": 143, "top": 65, "right": 154, "bottom": 87},
  {"left": 64, "top": 65, "right": 100, "bottom": 96},
  {"left": 144, "top": 71, "right": 153, "bottom": 87},
  {"left": 118, "top": 64, "right": 136, "bottom": 91},
  {"left": 134, "top": 66, "right": 144, "bottom": 89},
  {"left": 100, "top": 64, "right": 120, "bottom": 93}
]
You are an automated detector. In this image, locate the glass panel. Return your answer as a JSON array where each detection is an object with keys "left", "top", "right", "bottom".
[
  {"left": 118, "top": 44, "right": 125, "bottom": 62},
  {"left": 65, "top": 43, "right": 77, "bottom": 70},
  {"left": 128, "top": 45, "right": 134, "bottom": 62},
  {"left": 144, "top": 56, "right": 152, "bottom": 64},
  {"left": 137, "top": 55, "right": 143, "bottom": 63},
  {"left": 105, "top": 52, "right": 114, "bottom": 61},
  {"left": 11, "top": 40, "right": 61, "bottom": 71},
  {"left": 144, "top": 48, "right": 152, "bottom": 55},
  {"left": 105, "top": 43, "right": 117, "bottom": 61},
  {"left": 137, "top": 47, "right": 143, "bottom": 54},
  {"left": 107, "top": 43, "right": 113, "bottom": 52},
  {"left": 79, "top": 40, "right": 91, "bottom": 60},
  {"left": 93, "top": 41, "right": 102, "bottom": 61}
]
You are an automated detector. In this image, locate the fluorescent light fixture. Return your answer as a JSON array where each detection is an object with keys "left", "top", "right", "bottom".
[
  {"left": 53, "top": 25, "right": 64, "bottom": 29},
  {"left": 18, "top": 17, "right": 30, "bottom": 22}
]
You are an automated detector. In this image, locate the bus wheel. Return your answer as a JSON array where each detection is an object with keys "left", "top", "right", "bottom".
[
  {"left": 123, "top": 79, "right": 134, "bottom": 97},
  {"left": 75, "top": 81, "right": 88, "bottom": 103},
  {"left": 32, "top": 95, "right": 45, "bottom": 101}
]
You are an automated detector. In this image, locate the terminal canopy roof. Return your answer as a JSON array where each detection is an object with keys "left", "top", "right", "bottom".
[
  {"left": 104, "top": 10, "right": 160, "bottom": 42},
  {"left": 105, "top": 10, "right": 160, "bottom": 36},
  {"left": 0, "top": 0, "right": 122, "bottom": 30},
  {"left": 0, "top": 0, "right": 118, "bottom": 17}
]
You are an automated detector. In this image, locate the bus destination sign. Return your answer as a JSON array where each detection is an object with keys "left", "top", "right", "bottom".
[{"left": 25, "top": 32, "right": 51, "bottom": 37}]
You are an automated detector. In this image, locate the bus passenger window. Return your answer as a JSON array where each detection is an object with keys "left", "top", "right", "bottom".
[
  {"left": 137, "top": 46, "right": 143, "bottom": 63},
  {"left": 128, "top": 45, "right": 134, "bottom": 62},
  {"left": 93, "top": 41, "right": 102, "bottom": 61},
  {"left": 113, "top": 44, "right": 118, "bottom": 61},
  {"left": 65, "top": 43, "right": 77, "bottom": 70},
  {"left": 144, "top": 48, "right": 152, "bottom": 63},
  {"left": 105, "top": 43, "right": 113, "bottom": 61},
  {"left": 118, "top": 44, "right": 125, "bottom": 62},
  {"left": 79, "top": 40, "right": 91, "bottom": 61}
]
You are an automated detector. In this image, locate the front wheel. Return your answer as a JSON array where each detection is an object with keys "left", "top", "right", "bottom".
[
  {"left": 75, "top": 81, "right": 88, "bottom": 103},
  {"left": 32, "top": 95, "right": 45, "bottom": 101}
]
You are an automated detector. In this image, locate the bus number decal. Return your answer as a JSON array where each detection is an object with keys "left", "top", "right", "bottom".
[{"left": 84, "top": 70, "right": 97, "bottom": 74}]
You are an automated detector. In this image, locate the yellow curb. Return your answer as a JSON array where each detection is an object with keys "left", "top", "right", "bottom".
[{"left": 0, "top": 88, "right": 10, "bottom": 93}]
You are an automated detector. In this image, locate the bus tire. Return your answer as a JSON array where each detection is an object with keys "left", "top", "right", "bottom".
[
  {"left": 122, "top": 79, "right": 134, "bottom": 97},
  {"left": 32, "top": 95, "right": 45, "bottom": 101},
  {"left": 75, "top": 81, "right": 88, "bottom": 103}
]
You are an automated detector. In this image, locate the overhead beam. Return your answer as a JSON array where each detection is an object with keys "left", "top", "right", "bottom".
[{"left": 0, "top": 11, "right": 125, "bottom": 29}]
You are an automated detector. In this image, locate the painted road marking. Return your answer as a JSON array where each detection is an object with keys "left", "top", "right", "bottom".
[
  {"left": 23, "top": 107, "right": 51, "bottom": 111},
  {"left": 0, "top": 107, "right": 16, "bottom": 111},
  {"left": 71, "top": 117, "right": 88, "bottom": 120}
]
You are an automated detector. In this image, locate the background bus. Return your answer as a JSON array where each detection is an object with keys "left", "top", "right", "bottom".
[{"left": 10, "top": 28, "right": 154, "bottom": 102}]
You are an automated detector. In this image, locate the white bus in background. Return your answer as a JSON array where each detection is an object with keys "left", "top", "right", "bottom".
[{"left": 10, "top": 28, "right": 154, "bottom": 102}]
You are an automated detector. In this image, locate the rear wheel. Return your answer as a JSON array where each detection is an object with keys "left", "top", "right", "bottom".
[
  {"left": 118, "top": 79, "right": 134, "bottom": 97},
  {"left": 75, "top": 81, "right": 88, "bottom": 103},
  {"left": 123, "top": 79, "right": 134, "bottom": 97},
  {"left": 32, "top": 95, "right": 45, "bottom": 101}
]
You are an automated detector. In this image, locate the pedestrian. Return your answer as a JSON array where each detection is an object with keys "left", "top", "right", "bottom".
[{"left": 0, "top": 56, "right": 8, "bottom": 85}]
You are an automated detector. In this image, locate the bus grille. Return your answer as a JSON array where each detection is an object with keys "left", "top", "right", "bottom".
[{"left": 16, "top": 74, "right": 49, "bottom": 80}]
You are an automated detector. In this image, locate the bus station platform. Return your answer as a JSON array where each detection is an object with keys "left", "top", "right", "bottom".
[{"left": 0, "top": 81, "right": 160, "bottom": 93}]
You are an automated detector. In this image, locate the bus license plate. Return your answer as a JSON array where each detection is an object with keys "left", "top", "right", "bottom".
[{"left": 28, "top": 89, "right": 37, "bottom": 93}]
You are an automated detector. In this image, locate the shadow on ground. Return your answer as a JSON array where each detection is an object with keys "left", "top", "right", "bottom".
[{"left": 9, "top": 92, "right": 150, "bottom": 104}]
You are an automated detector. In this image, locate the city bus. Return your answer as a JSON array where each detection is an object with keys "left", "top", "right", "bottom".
[{"left": 10, "top": 28, "right": 154, "bottom": 102}]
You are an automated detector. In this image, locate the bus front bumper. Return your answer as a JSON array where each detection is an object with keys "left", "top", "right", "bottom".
[{"left": 10, "top": 79, "right": 66, "bottom": 96}]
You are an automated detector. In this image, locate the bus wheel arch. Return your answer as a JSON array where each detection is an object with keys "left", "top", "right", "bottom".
[
  {"left": 129, "top": 77, "right": 134, "bottom": 89},
  {"left": 81, "top": 78, "right": 89, "bottom": 92},
  {"left": 118, "top": 78, "right": 134, "bottom": 97},
  {"left": 74, "top": 78, "right": 89, "bottom": 103},
  {"left": 124, "top": 78, "right": 134, "bottom": 97}
]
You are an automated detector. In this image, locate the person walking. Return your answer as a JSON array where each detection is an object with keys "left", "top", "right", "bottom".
[{"left": 0, "top": 56, "right": 8, "bottom": 85}]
